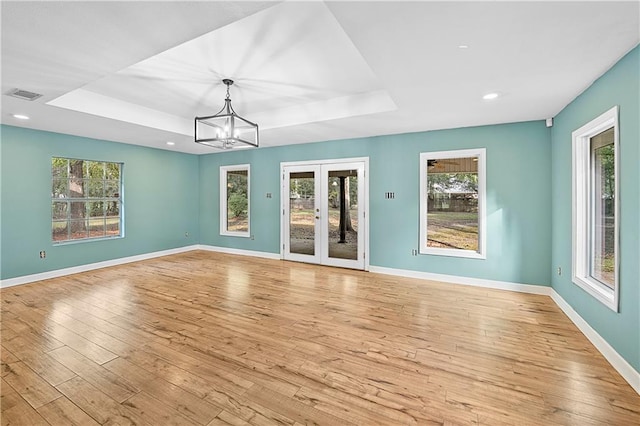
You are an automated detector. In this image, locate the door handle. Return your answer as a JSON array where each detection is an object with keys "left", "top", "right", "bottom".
[{"left": 315, "top": 216, "right": 320, "bottom": 219}]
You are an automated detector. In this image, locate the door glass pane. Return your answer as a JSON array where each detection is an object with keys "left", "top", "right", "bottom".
[
  {"left": 328, "top": 170, "right": 358, "bottom": 260},
  {"left": 590, "top": 127, "right": 615, "bottom": 288},
  {"left": 289, "top": 172, "right": 315, "bottom": 255}
]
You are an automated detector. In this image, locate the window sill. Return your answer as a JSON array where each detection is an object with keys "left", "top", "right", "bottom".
[
  {"left": 419, "top": 247, "right": 485, "bottom": 259},
  {"left": 572, "top": 274, "right": 618, "bottom": 312},
  {"left": 52, "top": 235, "right": 123, "bottom": 246},
  {"left": 220, "top": 231, "right": 251, "bottom": 238}
]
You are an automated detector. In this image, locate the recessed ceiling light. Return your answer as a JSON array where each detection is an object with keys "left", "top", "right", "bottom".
[
  {"left": 482, "top": 93, "right": 500, "bottom": 100},
  {"left": 458, "top": 45, "right": 469, "bottom": 49},
  {"left": 166, "top": 141, "right": 175, "bottom": 146},
  {"left": 12, "top": 114, "right": 29, "bottom": 120}
]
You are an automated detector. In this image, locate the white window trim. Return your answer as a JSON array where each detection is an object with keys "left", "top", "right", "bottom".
[
  {"left": 51, "top": 158, "right": 124, "bottom": 244},
  {"left": 572, "top": 106, "right": 619, "bottom": 312},
  {"left": 419, "top": 148, "right": 486, "bottom": 259},
  {"left": 220, "top": 164, "right": 250, "bottom": 238}
]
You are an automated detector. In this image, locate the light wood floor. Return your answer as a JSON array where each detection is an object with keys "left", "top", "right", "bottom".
[{"left": 1, "top": 251, "right": 638, "bottom": 425}]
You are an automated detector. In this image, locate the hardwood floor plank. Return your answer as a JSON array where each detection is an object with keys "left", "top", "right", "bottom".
[
  {"left": 43, "top": 321, "right": 119, "bottom": 365},
  {"left": 3, "top": 330, "right": 64, "bottom": 355},
  {"left": 244, "top": 384, "right": 355, "bottom": 425},
  {"left": 610, "top": 394, "right": 640, "bottom": 417},
  {"left": 48, "top": 346, "right": 138, "bottom": 403},
  {"left": 122, "top": 391, "right": 196, "bottom": 425},
  {"left": 1, "top": 250, "right": 638, "bottom": 425},
  {"left": 2, "top": 361, "right": 61, "bottom": 409},
  {"left": 142, "top": 377, "right": 223, "bottom": 425},
  {"left": 51, "top": 301, "right": 166, "bottom": 355},
  {"left": 1, "top": 347, "right": 19, "bottom": 379},
  {"left": 13, "top": 349, "right": 76, "bottom": 387},
  {"left": 208, "top": 410, "right": 252, "bottom": 426},
  {"left": 3, "top": 335, "right": 76, "bottom": 386},
  {"left": 37, "top": 395, "right": 101, "bottom": 426},
  {"left": 0, "top": 378, "right": 50, "bottom": 426},
  {"left": 101, "top": 356, "right": 155, "bottom": 389},
  {"left": 122, "top": 348, "right": 230, "bottom": 400},
  {"left": 234, "top": 367, "right": 301, "bottom": 398},
  {"left": 102, "top": 357, "right": 223, "bottom": 425},
  {"left": 203, "top": 389, "right": 296, "bottom": 426},
  {"left": 0, "top": 347, "right": 19, "bottom": 366},
  {"left": 55, "top": 375, "right": 147, "bottom": 425},
  {"left": 51, "top": 298, "right": 119, "bottom": 321},
  {"left": 293, "top": 385, "right": 408, "bottom": 425},
  {"left": 207, "top": 418, "right": 238, "bottom": 426},
  {"left": 1, "top": 378, "right": 19, "bottom": 407}
]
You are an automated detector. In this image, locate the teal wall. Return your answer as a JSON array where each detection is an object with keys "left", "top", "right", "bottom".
[
  {"left": 0, "top": 125, "right": 199, "bottom": 280},
  {"left": 551, "top": 46, "right": 640, "bottom": 371},
  {"left": 199, "top": 120, "right": 552, "bottom": 286}
]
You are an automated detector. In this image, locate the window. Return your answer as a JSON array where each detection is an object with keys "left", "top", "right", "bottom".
[
  {"left": 572, "top": 106, "right": 619, "bottom": 311},
  {"left": 220, "top": 164, "right": 250, "bottom": 237},
  {"left": 52, "top": 158, "right": 122, "bottom": 243},
  {"left": 419, "top": 148, "right": 486, "bottom": 258}
]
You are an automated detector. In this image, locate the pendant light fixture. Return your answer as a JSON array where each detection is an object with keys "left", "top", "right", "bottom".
[{"left": 194, "top": 79, "right": 259, "bottom": 149}]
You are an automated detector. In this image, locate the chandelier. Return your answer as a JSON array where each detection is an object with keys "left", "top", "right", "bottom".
[{"left": 194, "top": 79, "right": 259, "bottom": 149}]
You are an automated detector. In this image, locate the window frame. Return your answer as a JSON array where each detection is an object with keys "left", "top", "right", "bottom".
[
  {"left": 571, "top": 106, "right": 619, "bottom": 312},
  {"left": 220, "top": 164, "right": 251, "bottom": 238},
  {"left": 419, "top": 148, "right": 486, "bottom": 259},
  {"left": 51, "top": 157, "right": 123, "bottom": 244}
]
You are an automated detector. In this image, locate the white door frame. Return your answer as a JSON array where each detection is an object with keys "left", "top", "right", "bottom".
[{"left": 280, "top": 157, "right": 369, "bottom": 271}]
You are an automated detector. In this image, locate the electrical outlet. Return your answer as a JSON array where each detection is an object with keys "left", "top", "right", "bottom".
[
  {"left": 185, "top": 232, "right": 189, "bottom": 238},
  {"left": 411, "top": 249, "right": 418, "bottom": 256},
  {"left": 39, "top": 251, "right": 46, "bottom": 259},
  {"left": 266, "top": 193, "right": 272, "bottom": 198},
  {"left": 251, "top": 234, "right": 255, "bottom": 240},
  {"left": 557, "top": 266, "right": 562, "bottom": 275}
]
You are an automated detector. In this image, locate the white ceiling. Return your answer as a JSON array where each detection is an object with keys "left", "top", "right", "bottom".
[{"left": 2, "top": 1, "right": 639, "bottom": 154}]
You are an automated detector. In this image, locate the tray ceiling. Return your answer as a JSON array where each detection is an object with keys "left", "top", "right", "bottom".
[{"left": 2, "top": 1, "right": 639, "bottom": 154}]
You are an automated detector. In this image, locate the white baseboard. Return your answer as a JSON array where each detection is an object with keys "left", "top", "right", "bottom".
[
  {"left": 550, "top": 290, "right": 640, "bottom": 395},
  {"left": 196, "top": 244, "right": 281, "bottom": 260},
  {"left": 368, "top": 265, "right": 553, "bottom": 295},
  {"left": 0, "top": 245, "right": 199, "bottom": 288}
]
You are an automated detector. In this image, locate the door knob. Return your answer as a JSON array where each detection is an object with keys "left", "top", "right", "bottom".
[{"left": 315, "top": 216, "right": 320, "bottom": 219}]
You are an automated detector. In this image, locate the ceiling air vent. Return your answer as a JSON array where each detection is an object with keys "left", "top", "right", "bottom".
[{"left": 6, "top": 88, "right": 43, "bottom": 101}]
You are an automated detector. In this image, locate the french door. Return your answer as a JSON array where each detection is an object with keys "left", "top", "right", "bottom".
[{"left": 281, "top": 159, "right": 368, "bottom": 270}]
